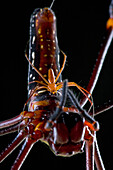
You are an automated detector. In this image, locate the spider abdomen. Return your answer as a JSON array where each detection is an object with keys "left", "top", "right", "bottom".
[{"left": 29, "top": 8, "right": 61, "bottom": 92}]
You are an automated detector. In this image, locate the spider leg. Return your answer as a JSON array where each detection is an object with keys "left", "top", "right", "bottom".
[
  {"left": 87, "top": 101, "right": 113, "bottom": 117},
  {"left": 94, "top": 102, "right": 113, "bottom": 116},
  {"left": 11, "top": 137, "right": 35, "bottom": 170},
  {"left": 0, "top": 123, "right": 21, "bottom": 136},
  {"left": 0, "top": 115, "right": 22, "bottom": 129},
  {"left": 0, "top": 119, "right": 25, "bottom": 136},
  {"left": 85, "top": 137, "right": 95, "bottom": 170},
  {"left": 85, "top": 131, "right": 105, "bottom": 170},
  {"left": 0, "top": 130, "right": 25, "bottom": 163},
  {"left": 94, "top": 139, "right": 105, "bottom": 170},
  {"left": 80, "top": 28, "right": 113, "bottom": 107}
]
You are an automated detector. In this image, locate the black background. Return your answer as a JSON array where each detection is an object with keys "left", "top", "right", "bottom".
[{"left": 0, "top": 0, "right": 113, "bottom": 169}]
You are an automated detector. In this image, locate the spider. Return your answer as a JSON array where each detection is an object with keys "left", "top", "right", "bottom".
[{"left": 0, "top": 0, "right": 113, "bottom": 170}]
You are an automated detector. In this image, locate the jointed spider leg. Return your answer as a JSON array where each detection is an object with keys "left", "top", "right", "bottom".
[
  {"left": 85, "top": 135, "right": 95, "bottom": 170},
  {"left": 80, "top": 28, "right": 113, "bottom": 108},
  {"left": 94, "top": 101, "right": 113, "bottom": 116},
  {"left": 85, "top": 133, "right": 105, "bottom": 170},
  {"left": 94, "top": 139, "right": 105, "bottom": 170},
  {"left": 0, "top": 123, "right": 22, "bottom": 136},
  {"left": 84, "top": 101, "right": 113, "bottom": 117},
  {"left": 11, "top": 137, "right": 35, "bottom": 170},
  {"left": 0, "top": 130, "right": 25, "bottom": 163},
  {"left": 0, "top": 115, "right": 22, "bottom": 129}
]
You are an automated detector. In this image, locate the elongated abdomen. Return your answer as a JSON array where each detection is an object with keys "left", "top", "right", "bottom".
[{"left": 28, "top": 8, "right": 61, "bottom": 94}]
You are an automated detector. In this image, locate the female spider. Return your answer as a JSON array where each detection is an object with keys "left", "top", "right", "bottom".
[{"left": 0, "top": 0, "right": 113, "bottom": 169}]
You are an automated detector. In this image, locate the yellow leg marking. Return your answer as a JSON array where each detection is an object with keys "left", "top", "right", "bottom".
[{"left": 55, "top": 50, "right": 67, "bottom": 83}]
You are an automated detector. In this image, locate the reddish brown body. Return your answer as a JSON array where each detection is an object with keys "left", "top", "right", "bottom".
[
  {"left": 0, "top": 3, "right": 113, "bottom": 170},
  {"left": 48, "top": 112, "right": 85, "bottom": 156},
  {"left": 35, "top": 8, "right": 59, "bottom": 79},
  {"left": 28, "top": 8, "right": 61, "bottom": 92},
  {"left": 27, "top": 8, "right": 89, "bottom": 156},
  {"left": 27, "top": 90, "right": 85, "bottom": 156}
]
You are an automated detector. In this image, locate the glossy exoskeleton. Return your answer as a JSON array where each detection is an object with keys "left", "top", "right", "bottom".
[{"left": 0, "top": 1, "right": 113, "bottom": 170}]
